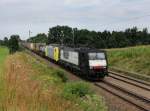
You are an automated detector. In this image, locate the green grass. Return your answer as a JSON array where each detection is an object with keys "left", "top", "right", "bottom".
[
  {"left": 107, "top": 45, "right": 150, "bottom": 76},
  {"left": 62, "top": 82, "right": 107, "bottom": 111},
  {"left": 28, "top": 53, "right": 107, "bottom": 111},
  {"left": 0, "top": 47, "right": 9, "bottom": 106},
  {"left": 0, "top": 51, "right": 107, "bottom": 111},
  {"left": 0, "top": 47, "right": 9, "bottom": 73}
]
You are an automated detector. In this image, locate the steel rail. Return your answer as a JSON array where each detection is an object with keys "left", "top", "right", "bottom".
[
  {"left": 95, "top": 82, "right": 150, "bottom": 111},
  {"left": 109, "top": 71, "right": 150, "bottom": 86},
  {"left": 109, "top": 74, "right": 150, "bottom": 91}
]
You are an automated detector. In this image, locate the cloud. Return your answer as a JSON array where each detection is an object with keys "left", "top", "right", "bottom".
[
  {"left": 0, "top": 0, "right": 150, "bottom": 40},
  {"left": 64, "top": 0, "right": 100, "bottom": 7}
]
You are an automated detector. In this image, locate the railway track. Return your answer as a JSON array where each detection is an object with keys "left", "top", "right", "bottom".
[
  {"left": 95, "top": 72, "right": 150, "bottom": 111},
  {"left": 109, "top": 71, "right": 150, "bottom": 87},
  {"left": 95, "top": 81, "right": 150, "bottom": 111},
  {"left": 109, "top": 71, "right": 150, "bottom": 91}
]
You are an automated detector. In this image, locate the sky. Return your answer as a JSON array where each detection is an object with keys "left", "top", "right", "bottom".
[{"left": 0, "top": 0, "right": 150, "bottom": 40}]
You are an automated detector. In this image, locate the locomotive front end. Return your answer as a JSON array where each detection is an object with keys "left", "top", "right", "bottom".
[{"left": 88, "top": 51, "right": 108, "bottom": 78}]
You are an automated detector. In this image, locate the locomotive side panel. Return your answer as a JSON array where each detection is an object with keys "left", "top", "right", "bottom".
[{"left": 60, "top": 49, "right": 79, "bottom": 66}]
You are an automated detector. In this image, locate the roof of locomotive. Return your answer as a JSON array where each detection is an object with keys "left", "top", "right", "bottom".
[
  {"left": 46, "top": 44, "right": 106, "bottom": 53},
  {"left": 60, "top": 46, "right": 106, "bottom": 53}
]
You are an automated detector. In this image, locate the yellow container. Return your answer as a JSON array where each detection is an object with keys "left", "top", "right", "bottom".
[{"left": 54, "top": 47, "right": 59, "bottom": 62}]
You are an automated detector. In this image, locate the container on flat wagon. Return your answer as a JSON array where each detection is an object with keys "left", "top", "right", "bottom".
[
  {"left": 40, "top": 45, "right": 46, "bottom": 52},
  {"left": 45, "top": 46, "right": 48, "bottom": 57},
  {"left": 54, "top": 47, "right": 59, "bottom": 62},
  {"left": 47, "top": 46, "right": 55, "bottom": 60},
  {"left": 30, "top": 43, "right": 36, "bottom": 50},
  {"left": 45, "top": 45, "right": 60, "bottom": 62},
  {"left": 35, "top": 43, "right": 46, "bottom": 51}
]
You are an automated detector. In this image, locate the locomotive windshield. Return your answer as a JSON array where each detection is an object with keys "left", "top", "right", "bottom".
[{"left": 88, "top": 53, "right": 105, "bottom": 60}]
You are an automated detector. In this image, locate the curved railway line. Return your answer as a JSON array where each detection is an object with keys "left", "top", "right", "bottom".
[
  {"left": 109, "top": 71, "right": 150, "bottom": 88},
  {"left": 95, "top": 71, "right": 150, "bottom": 111},
  {"left": 26, "top": 48, "right": 150, "bottom": 111},
  {"left": 95, "top": 82, "right": 150, "bottom": 111}
]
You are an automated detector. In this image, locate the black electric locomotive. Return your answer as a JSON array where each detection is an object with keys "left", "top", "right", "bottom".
[{"left": 59, "top": 47, "right": 108, "bottom": 79}]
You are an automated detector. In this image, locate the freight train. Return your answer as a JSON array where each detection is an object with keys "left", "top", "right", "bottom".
[{"left": 22, "top": 42, "right": 108, "bottom": 80}]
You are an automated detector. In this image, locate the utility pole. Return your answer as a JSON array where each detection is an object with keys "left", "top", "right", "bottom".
[
  {"left": 29, "top": 30, "right": 32, "bottom": 38},
  {"left": 72, "top": 28, "right": 74, "bottom": 47},
  {"left": 61, "top": 30, "right": 64, "bottom": 46},
  {"left": 72, "top": 28, "right": 76, "bottom": 48}
]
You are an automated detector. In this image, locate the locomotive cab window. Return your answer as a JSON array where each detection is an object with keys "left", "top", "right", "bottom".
[{"left": 88, "top": 53, "right": 105, "bottom": 60}]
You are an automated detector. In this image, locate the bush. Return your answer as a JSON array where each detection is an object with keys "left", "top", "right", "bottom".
[
  {"left": 62, "top": 82, "right": 92, "bottom": 99},
  {"left": 54, "top": 70, "right": 68, "bottom": 82},
  {"left": 8, "top": 35, "right": 19, "bottom": 54},
  {"left": 80, "top": 95, "right": 107, "bottom": 111}
]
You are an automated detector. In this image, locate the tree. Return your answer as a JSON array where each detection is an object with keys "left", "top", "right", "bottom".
[
  {"left": 47, "top": 25, "right": 73, "bottom": 45},
  {"left": 27, "top": 33, "right": 47, "bottom": 43},
  {"left": 142, "top": 28, "right": 149, "bottom": 44},
  {"left": 0, "top": 40, "right": 4, "bottom": 45},
  {"left": 8, "top": 35, "right": 19, "bottom": 54},
  {"left": 27, "top": 25, "right": 150, "bottom": 49},
  {"left": 3, "top": 37, "right": 9, "bottom": 46}
]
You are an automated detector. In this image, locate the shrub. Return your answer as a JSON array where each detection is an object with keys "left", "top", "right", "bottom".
[
  {"left": 62, "top": 82, "right": 92, "bottom": 99},
  {"left": 79, "top": 95, "right": 107, "bottom": 111},
  {"left": 54, "top": 70, "right": 68, "bottom": 82}
]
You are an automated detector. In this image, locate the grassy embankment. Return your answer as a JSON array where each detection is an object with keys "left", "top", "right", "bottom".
[
  {"left": 107, "top": 45, "right": 150, "bottom": 77},
  {"left": 0, "top": 47, "right": 9, "bottom": 106},
  {"left": 0, "top": 47, "right": 9, "bottom": 73},
  {"left": 0, "top": 50, "right": 107, "bottom": 111}
]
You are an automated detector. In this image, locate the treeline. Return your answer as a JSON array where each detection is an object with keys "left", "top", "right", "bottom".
[
  {"left": 0, "top": 35, "right": 20, "bottom": 54},
  {"left": 27, "top": 26, "right": 150, "bottom": 49},
  {"left": 27, "top": 33, "right": 47, "bottom": 43}
]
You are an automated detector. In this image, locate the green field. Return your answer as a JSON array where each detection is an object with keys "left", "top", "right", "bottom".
[
  {"left": 0, "top": 47, "right": 9, "bottom": 74},
  {"left": 0, "top": 47, "right": 9, "bottom": 105},
  {"left": 107, "top": 45, "right": 150, "bottom": 76}
]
